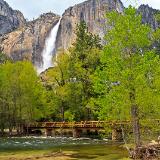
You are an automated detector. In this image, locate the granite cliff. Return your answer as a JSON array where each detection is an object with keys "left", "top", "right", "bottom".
[
  {"left": 55, "top": 0, "right": 124, "bottom": 52},
  {"left": 138, "top": 4, "right": 160, "bottom": 29},
  {"left": 0, "top": 0, "right": 26, "bottom": 35},
  {"left": 0, "top": 0, "right": 160, "bottom": 69},
  {"left": 0, "top": 13, "right": 60, "bottom": 66},
  {"left": 55, "top": 2, "right": 160, "bottom": 52}
]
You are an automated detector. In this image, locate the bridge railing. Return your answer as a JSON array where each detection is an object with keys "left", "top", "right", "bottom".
[{"left": 26, "top": 120, "right": 132, "bottom": 129}]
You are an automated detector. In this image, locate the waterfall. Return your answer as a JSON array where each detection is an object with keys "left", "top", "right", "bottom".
[{"left": 37, "top": 19, "right": 61, "bottom": 74}]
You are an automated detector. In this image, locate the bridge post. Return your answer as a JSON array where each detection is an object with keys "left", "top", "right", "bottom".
[
  {"left": 45, "top": 129, "right": 53, "bottom": 137},
  {"left": 112, "top": 129, "right": 123, "bottom": 141},
  {"left": 73, "top": 128, "right": 80, "bottom": 138},
  {"left": 52, "top": 129, "right": 56, "bottom": 137}
]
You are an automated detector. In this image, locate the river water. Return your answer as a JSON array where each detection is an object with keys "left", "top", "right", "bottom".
[{"left": 0, "top": 137, "right": 129, "bottom": 160}]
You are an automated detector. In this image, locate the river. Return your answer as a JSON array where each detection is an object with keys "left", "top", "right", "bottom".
[{"left": 0, "top": 137, "right": 129, "bottom": 160}]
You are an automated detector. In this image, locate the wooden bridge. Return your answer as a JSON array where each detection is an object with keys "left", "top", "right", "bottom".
[
  {"left": 24, "top": 120, "right": 160, "bottom": 140},
  {"left": 27, "top": 121, "right": 130, "bottom": 129},
  {"left": 24, "top": 121, "right": 131, "bottom": 140}
]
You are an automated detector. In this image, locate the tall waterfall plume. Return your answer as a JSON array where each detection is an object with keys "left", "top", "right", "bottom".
[{"left": 37, "top": 19, "right": 61, "bottom": 74}]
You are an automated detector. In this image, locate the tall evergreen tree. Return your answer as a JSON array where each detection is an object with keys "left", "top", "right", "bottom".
[{"left": 69, "top": 21, "right": 102, "bottom": 120}]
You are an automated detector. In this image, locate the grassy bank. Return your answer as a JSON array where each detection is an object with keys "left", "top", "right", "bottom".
[
  {"left": 0, "top": 150, "right": 76, "bottom": 160},
  {"left": 0, "top": 143, "right": 129, "bottom": 160}
]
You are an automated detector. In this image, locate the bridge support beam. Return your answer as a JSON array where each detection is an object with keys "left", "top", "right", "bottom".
[
  {"left": 112, "top": 129, "right": 123, "bottom": 141},
  {"left": 52, "top": 129, "right": 56, "bottom": 137},
  {"left": 73, "top": 128, "right": 80, "bottom": 138},
  {"left": 45, "top": 129, "right": 54, "bottom": 137}
]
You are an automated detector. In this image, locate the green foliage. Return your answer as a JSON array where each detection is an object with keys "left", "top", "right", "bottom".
[
  {"left": 75, "top": 21, "right": 102, "bottom": 55},
  {"left": 68, "top": 21, "right": 102, "bottom": 120},
  {"left": 45, "top": 53, "right": 71, "bottom": 121},
  {"left": 0, "top": 52, "right": 11, "bottom": 64},
  {"left": 152, "top": 27, "right": 160, "bottom": 54},
  {"left": 45, "top": 21, "right": 102, "bottom": 121},
  {"left": 0, "top": 5, "right": 160, "bottom": 143},
  {"left": 155, "top": 13, "right": 160, "bottom": 24},
  {"left": 93, "top": 6, "right": 160, "bottom": 145},
  {"left": 0, "top": 61, "right": 47, "bottom": 132}
]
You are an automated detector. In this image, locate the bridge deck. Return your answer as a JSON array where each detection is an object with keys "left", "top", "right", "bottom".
[{"left": 26, "top": 121, "right": 131, "bottom": 129}]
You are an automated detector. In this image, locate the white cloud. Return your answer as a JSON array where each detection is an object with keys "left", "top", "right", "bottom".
[{"left": 5, "top": 0, "right": 160, "bottom": 20}]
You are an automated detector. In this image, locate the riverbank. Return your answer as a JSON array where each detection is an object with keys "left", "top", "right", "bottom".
[
  {"left": 0, "top": 150, "right": 76, "bottom": 160},
  {"left": 0, "top": 149, "right": 130, "bottom": 160}
]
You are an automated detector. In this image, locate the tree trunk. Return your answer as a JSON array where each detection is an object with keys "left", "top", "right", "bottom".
[
  {"left": 1, "top": 128, "right": 4, "bottom": 136},
  {"left": 131, "top": 104, "right": 141, "bottom": 148},
  {"left": 130, "top": 87, "right": 141, "bottom": 148},
  {"left": 9, "top": 127, "right": 12, "bottom": 137},
  {"left": 87, "top": 108, "right": 91, "bottom": 121},
  {"left": 61, "top": 106, "right": 64, "bottom": 122}
]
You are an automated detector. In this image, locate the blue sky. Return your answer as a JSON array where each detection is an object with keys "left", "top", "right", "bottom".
[{"left": 5, "top": 0, "right": 160, "bottom": 20}]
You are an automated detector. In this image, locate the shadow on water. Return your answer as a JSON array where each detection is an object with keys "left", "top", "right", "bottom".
[{"left": 61, "top": 144, "right": 128, "bottom": 160}]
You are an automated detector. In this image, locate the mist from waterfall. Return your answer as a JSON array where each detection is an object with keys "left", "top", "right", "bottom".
[{"left": 37, "top": 19, "right": 61, "bottom": 74}]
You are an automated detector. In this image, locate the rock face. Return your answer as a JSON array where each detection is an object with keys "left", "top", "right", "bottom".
[
  {"left": 56, "top": 1, "right": 160, "bottom": 52},
  {"left": 138, "top": 4, "right": 160, "bottom": 29},
  {"left": 55, "top": 0, "right": 124, "bottom": 52},
  {"left": 0, "top": 13, "right": 60, "bottom": 66},
  {"left": 1, "top": 0, "right": 160, "bottom": 68},
  {"left": 0, "top": 0, "right": 26, "bottom": 35}
]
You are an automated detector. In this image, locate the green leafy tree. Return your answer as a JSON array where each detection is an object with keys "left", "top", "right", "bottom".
[
  {"left": 0, "top": 52, "right": 11, "bottom": 64},
  {"left": 0, "top": 61, "right": 46, "bottom": 135},
  {"left": 68, "top": 21, "right": 102, "bottom": 120},
  {"left": 93, "top": 6, "right": 160, "bottom": 147},
  {"left": 44, "top": 21, "right": 102, "bottom": 121},
  {"left": 45, "top": 53, "right": 71, "bottom": 121}
]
